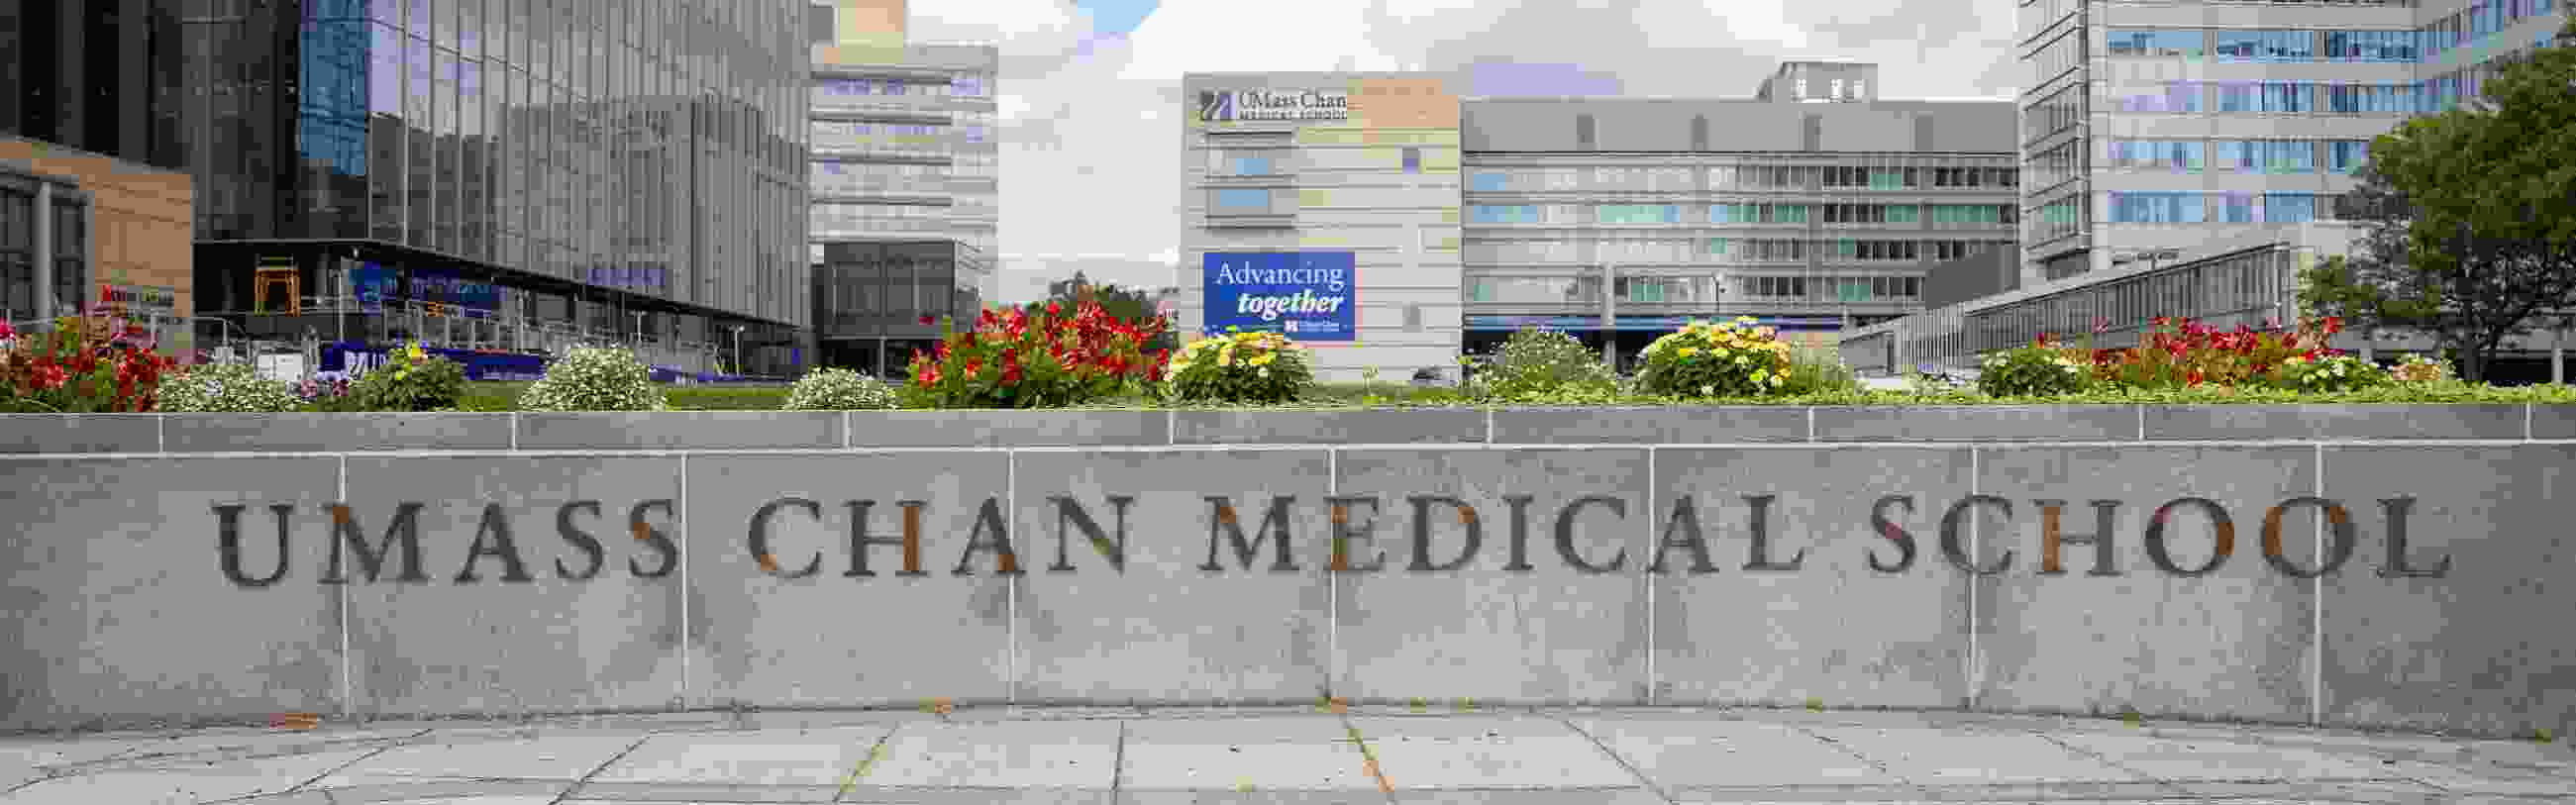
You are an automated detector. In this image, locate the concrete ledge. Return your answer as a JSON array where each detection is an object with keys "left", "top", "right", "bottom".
[
  {"left": 1172, "top": 408, "right": 1487, "bottom": 445},
  {"left": 846, "top": 410, "right": 1171, "bottom": 448},
  {"left": 1811, "top": 405, "right": 2138, "bottom": 443},
  {"left": 162, "top": 413, "right": 514, "bottom": 453},
  {"left": 0, "top": 414, "right": 159, "bottom": 453},
  {"left": 1490, "top": 406, "right": 1807, "bottom": 444},
  {"left": 2529, "top": 404, "right": 2576, "bottom": 440},
  {"left": 2143, "top": 404, "right": 2525, "bottom": 442},
  {"left": 515, "top": 411, "right": 843, "bottom": 451}
]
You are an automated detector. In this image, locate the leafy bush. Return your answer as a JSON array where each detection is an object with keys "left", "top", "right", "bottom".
[
  {"left": 1776, "top": 343, "right": 1862, "bottom": 396},
  {"left": 2278, "top": 352, "right": 2387, "bottom": 393},
  {"left": 346, "top": 343, "right": 467, "bottom": 412},
  {"left": 1636, "top": 317, "right": 1796, "bottom": 398},
  {"left": 2391, "top": 353, "right": 2453, "bottom": 384},
  {"left": 1166, "top": 329, "right": 1313, "bottom": 405},
  {"left": 1467, "top": 328, "right": 1617, "bottom": 403},
  {"left": 0, "top": 317, "right": 177, "bottom": 413},
  {"left": 518, "top": 347, "right": 668, "bottom": 412},
  {"left": 782, "top": 367, "right": 897, "bottom": 410},
  {"left": 901, "top": 301, "right": 1167, "bottom": 409},
  {"left": 1978, "top": 341, "right": 2096, "bottom": 397},
  {"left": 159, "top": 361, "right": 302, "bottom": 413}
]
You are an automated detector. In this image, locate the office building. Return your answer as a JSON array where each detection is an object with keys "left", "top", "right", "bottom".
[
  {"left": 805, "top": 0, "right": 997, "bottom": 375},
  {"left": 3, "top": 139, "right": 194, "bottom": 338},
  {"left": 2020, "top": 0, "right": 2568, "bottom": 283},
  {"left": 1178, "top": 62, "right": 2018, "bottom": 380},
  {"left": 2, "top": 0, "right": 811, "bottom": 374}
]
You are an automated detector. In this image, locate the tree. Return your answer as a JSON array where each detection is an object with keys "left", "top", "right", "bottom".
[{"left": 2328, "top": 22, "right": 2576, "bottom": 381}]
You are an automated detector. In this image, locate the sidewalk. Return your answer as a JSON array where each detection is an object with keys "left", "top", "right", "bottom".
[{"left": 4, "top": 706, "right": 2570, "bottom": 804}]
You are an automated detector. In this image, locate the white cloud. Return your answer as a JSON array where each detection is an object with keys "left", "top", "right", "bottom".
[{"left": 919, "top": 0, "right": 2022, "bottom": 292}]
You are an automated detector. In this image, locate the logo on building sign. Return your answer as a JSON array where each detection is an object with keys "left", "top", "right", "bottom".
[{"left": 1198, "top": 89, "right": 1350, "bottom": 123}]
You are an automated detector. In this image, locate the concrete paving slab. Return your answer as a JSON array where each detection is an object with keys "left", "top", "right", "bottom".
[
  {"left": 1802, "top": 727, "right": 2145, "bottom": 784},
  {"left": 1361, "top": 734, "right": 1639, "bottom": 789},
  {"left": 266, "top": 778, "right": 572, "bottom": 802},
  {"left": 314, "top": 733, "right": 641, "bottom": 782},
  {"left": 1344, "top": 715, "right": 1574, "bottom": 742},
  {"left": 1118, "top": 790, "right": 1383, "bottom": 804},
  {"left": 1122, "top": 717, "right": 1355, "bottom": 745},
  {"left": 566, "top": 779, "right": 845, "bottom": 801},
  {"left": 0, "top": 746, "right": 372, "bottom": 805},
  {"left": 860, "top": 720, "right": 1120, "bottom": 787},
  {"left": 1118, "top": 743, "right": 1375, "bottom": 790},
  {"left": 585, "top": 727, "right": 888, "bottom": 785},
  {"left": 1386, "top": 789, "right": 1667, "bottom": 804},
  {"left": 2357, "top": 758, "right": 2576, "bottom": 797},
  {"left": 1570, "top": 718, "right": 1900, "bottom": 788},
  {"left": 1664, "top": 782, "right": 1931, "bottom": 802},
  {"left": 2048, "top": 731, "right": 2390, "bottom": 781}
]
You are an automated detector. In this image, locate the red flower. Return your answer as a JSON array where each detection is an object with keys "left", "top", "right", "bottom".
[
  {"left": 70, "top": 353, "right": 98, "bottom": 374},
  {"left": 2185, "top": 369, "right": 2205, "bottom": 386},
  {"left": 2323, "top": 316, "right": 2344, "bottom": 336},
  {"left": 1001, "top": 363, "right": 1024, "bottom": 384},
  {"left": 1047, "top": 301, "right": 1062, "bottom": 316}
]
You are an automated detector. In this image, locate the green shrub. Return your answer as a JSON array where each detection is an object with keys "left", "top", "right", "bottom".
[
  {"left": 1469, "top": 328, "right": 1617, "bottom": 403},
  {"left": 782, "top": 367, "right": 897, "bottom": 410},
  {"left": 518, "top": 347, "right": 668, "bottom": 412},
  {"left": 1775, "top": 343, "right": 1861, "bottom": 397},
  {"left": 346, "top": 343, "right": 467, "bottom": 412},
  {"left": 1166, "top": 329, "right": 1312, "bottom": 405},
  {"left": 2277, "top": 352, "right": 2387, "bottom": 393},
  {"left": 1977, "top": 344, "right": 2095, "bottom": 397},
  {"left": 2391, "top": 353, "right": 2454, "bottom": 384},
  {"left": 1636, "top": 318, "right": 1797, "bottom": 398},
  {"left": 158, "top": 361, "right": 302, "bottom": 413}
]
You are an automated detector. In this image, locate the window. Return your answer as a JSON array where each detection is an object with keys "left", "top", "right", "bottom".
[
  {"left": 2267, "top": 193, "right": 2318, "bottom": 224},
  {"left": 2108, "top": 29, "right": 2205, "bottom": 58},
  {"left": 1468, "top": 170, "right": 1509, "bottom": 192},
  {"left": 1597, "top": 205, "right": 1681, "bottom": 224},
  {"left": 1402, "top": 148, "right": 1422, "bottom": 173},
  {"left": 2122, "top": 81, "right": 2205, "bottom": 113},
  {"left": 2328, "top": 140, "right": 2371, "bottom": 173},
  {"left": 1469, "top": 205, "right": 1541, "bottom": 224},
  {"left": 0, "top": 188, "right": 30, "bottom": 323},
  {"left": 1576, "top": 114, "right": 1596, "bottom": 150},
  {"left": 1214, "top": 188, "right": 1273, "bottom": 212},
  {"left": 2108, "top": 192, "right": 2207, "bottom": 224}
]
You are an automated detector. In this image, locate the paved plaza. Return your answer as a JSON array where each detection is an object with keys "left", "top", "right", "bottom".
[{"left": 1, "top": 706, "right": 2570, "bottom": 804}]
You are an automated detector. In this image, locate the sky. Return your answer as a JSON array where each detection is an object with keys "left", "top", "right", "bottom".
[{"left": 904, "top": 0, "right": 2025, "bottom": 301}]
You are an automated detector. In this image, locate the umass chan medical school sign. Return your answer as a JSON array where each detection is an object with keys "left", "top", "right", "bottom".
[{"left": 210, "top": 491, "right": 2453, "bottom": 588}]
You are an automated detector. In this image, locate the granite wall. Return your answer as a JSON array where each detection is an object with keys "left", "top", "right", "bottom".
[{"left": 2, "top": 406, "right": 2569, "bottom": 739}]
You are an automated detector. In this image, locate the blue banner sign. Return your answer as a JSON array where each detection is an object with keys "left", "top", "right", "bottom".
[
  {"left": 1464, "top": 315, "right": 1847, "bottom": 332},
  {"left": 1201, "top": 252, "right": 1357, "bottom": 341},
  {"left": 350, "top": 263, "right": 398, "bottom": 312},
  {"left": 321, "top": 343, "right": 550, "bottom": 382}
]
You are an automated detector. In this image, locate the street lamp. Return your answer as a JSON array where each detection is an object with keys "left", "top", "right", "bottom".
[
  {"left": 630, "top": 311, "right": 646, "bottom": 350},
  {"left": 732, "top": 326, "right": 745, "bottom": 376}
]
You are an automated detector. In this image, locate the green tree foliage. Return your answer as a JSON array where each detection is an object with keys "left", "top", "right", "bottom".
[{"left": 2337, "top": 20, "right": 2576, "bottom": 381}]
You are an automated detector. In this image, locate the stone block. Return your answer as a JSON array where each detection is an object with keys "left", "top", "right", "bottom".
[
  {"left": 683, "top": 453, "right": 1014, "bottom": 708},
  {"left": 515, "top": 412, "right": 841, "bottom": 451},
  {"left": 0, "top": 457, "right": 342, "bottom": 730},
  {"left": 1173, "top": 409, "right": 1485, "bottom": 446},
  {"left": 1488, "top": 407, "right": 1806, "bottom": 444},
  {"left": 0, "top": 414, "right": 157, "bottom": 454},
  {"left": 1813, "top": 406, "right": 2136, "bottom": 443},
  {"left": 1973, "top": 446, "right": 2320, "bottom": 724},
  {"left": 2318, "top": 445, "right": 2576, "bottom": 739},
  {"left": 848, "top": 410, "right": 1170, "bottom": 448},
  {"left": 2143, "top": 405, "right": 2524, "bottom": 442},
  {"left": 1010, "top": 450, "right": 1334, "bottom": 702},
  {"left": 339, "top": 455, "right": 686, "bottom": 717},
  {"left": 1332, "top": 449, "right": 1652, "bottom": 703},
  {"left": 1650, "top": 447, "right": 1974, "bottom": 708},
  {"left": 161, "top": 413, "right": 512, "bottom": 453}
]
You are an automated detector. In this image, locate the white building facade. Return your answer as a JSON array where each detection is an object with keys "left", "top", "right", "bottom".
[{"left": 2019, "top": 0, "right": 2569, "bottom": 284}]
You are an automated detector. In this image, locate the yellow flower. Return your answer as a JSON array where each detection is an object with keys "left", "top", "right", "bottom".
[
  {"left": 1249, "top": 352, "right": 1277, "bottom": 366},
  {"left": 1218, "top": 347, "right": 1236, "bottom": 366},
  {"left": 1752, "top": 368, "right": 1772, "bottom": 384},
  {"left": 1735, "top": 316, "right": 1758, "bottom": 325},
  {"left": 1678, "top": 347, "right": 1699, "bottom": 357},
  {"left": 406, "top": 343, "right": 426, "bottom": 361}
]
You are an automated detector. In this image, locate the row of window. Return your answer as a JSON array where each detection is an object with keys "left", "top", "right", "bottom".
[
  {"left": 813, "top": 77, "right": 989, "bottom": 98},
  {"left": 2104, "top": 192, "right": 2327, "bottom": 224},
  {"left": 2114, "top": 79, "right": 2511, "bottom": 115},
  {"left": 1463, "top": 238, "right": 2014, "bottom": 264},
  {"left": 1473, "top": 203, "right": 2015, "bottom": 227},
  {"left": 2100, "top": 139, "right": 2373, "bottom": 173},
  {"left": 1465, "top": 165, "right": 2018, "bottom": 193},
  {"left": 1461, "top": 273, "right": 1928, "bottom": 305},
  {"left": 2103, "top": 0, "right": 2557, "bottom": 64}
]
